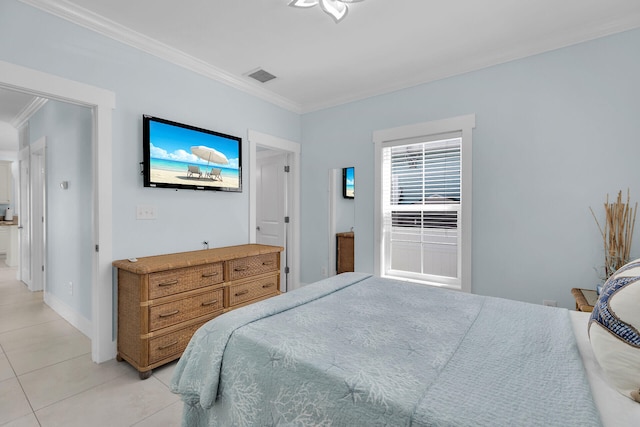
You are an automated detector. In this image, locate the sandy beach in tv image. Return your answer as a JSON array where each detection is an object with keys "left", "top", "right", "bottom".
[{"left": 150, "top": 164, "right": 240, "bottom": 188}]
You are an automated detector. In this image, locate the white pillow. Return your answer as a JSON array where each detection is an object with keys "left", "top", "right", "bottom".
[{"left": 589, "top": 259, "right": 640, "bottom": 403}]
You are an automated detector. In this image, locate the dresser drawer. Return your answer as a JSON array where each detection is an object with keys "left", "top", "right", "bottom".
[
  {"left": 228, "top": 274, "right": 278, "bottom": 307},
  {"left": 149, "top": 288, "right": 223, "bottom": 331},
  {"left": 227, "top": 253, "right": 278, "bottom": 281},
  {"left": 149, "top": 263, "right": 223, "bottom": 299},
  {"left": 148, "top": 321, "right": 207, "bottom": 365}
]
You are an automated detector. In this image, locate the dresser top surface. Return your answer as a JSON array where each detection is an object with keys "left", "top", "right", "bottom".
[
  {"left": 336, "top": 231, "right": 354, "bottom": 238},
  {"left": 113, "top": 244, "right": 283, "bottom": 274}
]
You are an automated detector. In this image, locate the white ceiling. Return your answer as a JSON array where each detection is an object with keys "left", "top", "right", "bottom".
[{"left": 5, "top": 0, "right": 640, "bottom": 117}]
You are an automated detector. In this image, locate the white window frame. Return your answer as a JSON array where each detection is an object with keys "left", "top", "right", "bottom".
[{"left": 373, "top": 114, "right": 475, "bottom": 293}]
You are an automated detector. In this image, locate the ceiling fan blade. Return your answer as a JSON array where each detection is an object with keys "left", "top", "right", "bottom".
[
  {"left": 288, "top": 0, "right": 319, "bottom": 8},
  {"left": 319, "top": 0, "right": 348, "bottom": 23}
]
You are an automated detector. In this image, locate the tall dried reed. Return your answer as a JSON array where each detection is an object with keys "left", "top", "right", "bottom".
[{"left": 590, "top": 190, "right": 637, "bottom": 278}]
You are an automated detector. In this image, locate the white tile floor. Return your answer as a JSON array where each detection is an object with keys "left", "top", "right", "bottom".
[{"left": 0, "top": 262, "right": 184, "bottom": 426}]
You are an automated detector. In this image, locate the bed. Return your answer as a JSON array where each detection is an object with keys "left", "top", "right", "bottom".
[{"left": 170, "top": 272, "right": 640, "bottom": 426}]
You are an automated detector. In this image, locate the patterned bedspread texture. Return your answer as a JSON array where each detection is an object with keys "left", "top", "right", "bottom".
[{"left": 170, "top": 272, "right": 602, "bottom": 426}]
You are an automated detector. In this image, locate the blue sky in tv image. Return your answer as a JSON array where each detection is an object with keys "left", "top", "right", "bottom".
[
  {"left": 149, "top": 120, "right": 240, "bottom": 170},
  {"left": 345, "top": 167, "right": 354, "bottom": 187}
]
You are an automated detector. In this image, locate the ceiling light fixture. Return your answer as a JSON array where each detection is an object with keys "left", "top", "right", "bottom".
[{"left": 288, "top": 0, "right": 364, "bottom": 23}]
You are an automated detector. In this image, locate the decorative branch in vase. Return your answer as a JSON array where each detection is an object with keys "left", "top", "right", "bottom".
[{"left": 590, "top": 189, "right": 637, "bottom": 279}]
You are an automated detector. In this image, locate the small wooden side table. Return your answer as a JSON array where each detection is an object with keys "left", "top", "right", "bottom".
[
  {"left": 571, "top": 288, "right": 598, "bottom": 312},
  {"left": 336, "top": 231, "right": 354, "bottom": 274}
]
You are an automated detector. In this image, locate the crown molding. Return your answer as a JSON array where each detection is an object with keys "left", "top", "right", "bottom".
[
  {"left": 20, "top": 0, "right": 302, "bottom": 114},
  {"left": 11, "top": 96, "right": 48, "bottom": 128}
]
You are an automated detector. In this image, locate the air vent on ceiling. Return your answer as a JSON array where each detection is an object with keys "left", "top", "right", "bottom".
[{"left": 246, "top": 68, "right": 277, "bottom": 83}]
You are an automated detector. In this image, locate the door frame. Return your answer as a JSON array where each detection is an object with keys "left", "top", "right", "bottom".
[
  {"left": 328, "top": 168, "right": 339, "bottom": 277},
  {"left": 0, "top": 60, "right": 116, "bottom": 363},
  {"left": 248, "top": 130, "right": 300, "bottom": 291},
  {"left": 18, "top": 145, "right": 31, "bottom": 287},
  {"left": 30, "top": 137, "right": 46, "bottom": 292}
]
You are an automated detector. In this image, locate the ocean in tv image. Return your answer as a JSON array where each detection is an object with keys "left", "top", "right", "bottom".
[{"left": 148, "top": 120, "right": 240, "bottom": 189}]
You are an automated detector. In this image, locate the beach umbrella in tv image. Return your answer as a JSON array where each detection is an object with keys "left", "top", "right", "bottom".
[{"left": 190, "top": 145, "right": 229, "bottom": 166}]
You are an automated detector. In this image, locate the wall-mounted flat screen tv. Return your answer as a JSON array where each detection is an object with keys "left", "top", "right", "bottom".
[
  {"left": 142, "top": 115, "right": 242, "bottom": 192},
  {"left": 343, "top": 166, "right": 354, "bottom": 199}
]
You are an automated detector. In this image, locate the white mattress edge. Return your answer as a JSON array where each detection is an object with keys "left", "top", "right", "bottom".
[{"left": 569, "top": 310, "right": 640, "bottom": 427}]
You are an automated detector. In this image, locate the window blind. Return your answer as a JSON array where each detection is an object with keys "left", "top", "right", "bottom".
[{"left": 382, "top": 137, "right": 462, "bottom": 284}]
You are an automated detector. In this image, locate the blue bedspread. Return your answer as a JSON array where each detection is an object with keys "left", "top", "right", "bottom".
[{"left": 170, "top": 273, "right": 602, "bottom": 426}]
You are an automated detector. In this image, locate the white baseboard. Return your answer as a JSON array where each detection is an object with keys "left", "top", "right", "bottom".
[{"left": 44, "top": 292, "right": 92, "bottom": 339}]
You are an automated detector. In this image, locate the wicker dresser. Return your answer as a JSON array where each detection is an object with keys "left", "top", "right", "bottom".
[{"left": 113, "top": 244, "right": 283, "bottom": 379}]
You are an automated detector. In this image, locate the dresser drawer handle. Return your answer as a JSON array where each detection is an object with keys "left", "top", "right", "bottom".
[
  {"left": 158, "top": 340, "right": 178, "bottom": 350},
  {"left": 235, "top": 290, "right": 249, "bottom": 296},
  {"left": 158, "top": 280, "right": 178, "bottom": 287},
  {"left": 262, "top": 283, "right": 275, "bottom": 289},
  {"left": 158, "top": 310, "right": 180, "bottom": 318},
  {"left": 201, "top": 299, "right": 219, "bottom": 307},
  {"left": 262, "top": 261, "right": 274, "bottom": 266},
  {"left": 202, "top": 272, "right": 219, "bottom": 278},
  {"left": 234, "top": 266, "right": 248, "bottom": 272}
]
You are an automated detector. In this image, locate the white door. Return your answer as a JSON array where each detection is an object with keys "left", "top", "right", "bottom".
[
  {"left": 256, "top": 151, "right": 288, "bottom": 291},
  {"left": 30, "top": 138, "right": 45, "bottom": 292},
  {"left": 18, "top": 146, "right": 31, "bottom": 286}
]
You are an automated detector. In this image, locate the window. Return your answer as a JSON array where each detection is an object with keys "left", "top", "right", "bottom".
[{"left": 374, "top": 115, "right": 475, "bottom": 292}]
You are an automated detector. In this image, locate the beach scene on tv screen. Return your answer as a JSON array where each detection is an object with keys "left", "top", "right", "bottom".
[
  {"left": 345, "top": 167, "right": 354, "bottom": 198},
  {"left": 149, "top": 120, "right": 240, "bottom": 189}
]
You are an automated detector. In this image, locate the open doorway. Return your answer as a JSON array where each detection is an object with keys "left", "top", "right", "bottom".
[
  {"left": 248, "top": 130, "right": 300, "bottom": 291},
  {"left": 0, "top": 60, "right": 115, "bottom": 363}
]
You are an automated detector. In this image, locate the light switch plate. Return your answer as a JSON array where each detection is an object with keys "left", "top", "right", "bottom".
[{"left": 136, "top": 205, "right": 157, "bottom": 220}]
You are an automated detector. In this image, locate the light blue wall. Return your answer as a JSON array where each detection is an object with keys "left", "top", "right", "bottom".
[
  {"left": 29, "top": 101, "right": 93, "bottom": 319},
  {"left": 301, "top": 28, "right": 640, "bottom": 309},
  {"left": 0, "top": 0, "right": 301, "bottom": 320}
]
